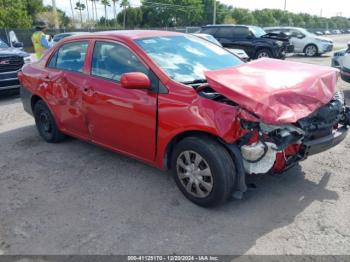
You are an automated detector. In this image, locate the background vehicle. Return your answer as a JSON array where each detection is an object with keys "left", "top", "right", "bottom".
[
  {"left": 264, "top": 27, "right": 333, "bottom": 57},
  {"left": 331, "top": 48, "right": 348, "bottom": 69},
  {"left": 52, "top": 32, "right": 89, "bottom": 44},
  {"left": 18, "top": 31, "right": 349, "bottom": 207},
  {"left": 340, "top": 43, "right": 350, "bottom": 83},
  {"left": 193, "top": 33, "right": 249, "bottom": 61},
  {"left": 200, "top": 24, "right": 293, "bottom": 59},
  {"left": 0, "top": 38, "right": 30, "bottom": 93}
]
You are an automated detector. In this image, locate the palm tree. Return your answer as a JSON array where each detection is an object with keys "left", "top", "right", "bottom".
[
  {"left": 75, "top": 1, "right": 86, "bottom": 24},
  {"left": 101, "top": 0, "right": 111, "bottom": 27},
  {"left": 69, "top": 0, "right": 75, "bottom": 21},
  {"left": 90, "top": 0, "right": 99, "bottom": 22},
  {"left": 120, "top": 0, "right": 129, "bottom": 29},
  {"left": 111, "top": 0, "right": 118, "bottom": 28},
  {"left": 85, "top": 0, "right": 90, "bottom": 22}
]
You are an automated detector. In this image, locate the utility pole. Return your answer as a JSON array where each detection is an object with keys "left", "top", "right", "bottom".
[
  {"left": 213, "top": 0, "right": 216, "bottom": 25},
  {"left": 284, "top": 0, "right": 287, "bottom": 10},
  {"left": 320, "top": 9, "right": 323, "bottom": 17},
  {"left": 52, "top": 0, "right": 59, "bottom": 29}
]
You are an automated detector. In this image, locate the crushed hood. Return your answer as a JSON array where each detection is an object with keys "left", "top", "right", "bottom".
[{"left": 204, "top": 58, "right": 339, "bottom": 124}]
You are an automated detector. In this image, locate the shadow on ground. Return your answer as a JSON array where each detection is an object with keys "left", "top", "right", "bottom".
[{"left": 0, "top": 124, "right": 339, "bottom": 254}]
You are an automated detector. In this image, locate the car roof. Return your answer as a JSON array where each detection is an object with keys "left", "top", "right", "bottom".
[
  {"left": 202, "top": 24, "right": 248, "bottom": 27},
  {"left": 64, "top": 30, "right": 183, "bottom": 41}
]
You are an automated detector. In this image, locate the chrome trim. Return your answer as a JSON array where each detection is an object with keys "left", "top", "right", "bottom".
[{"left": 0, "top": 84, "right": 20, "bottom": 90}]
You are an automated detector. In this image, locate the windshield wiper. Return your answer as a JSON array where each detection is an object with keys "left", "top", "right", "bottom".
[{"left": 182, "top": 79, "right": 207, "bottom": 85}]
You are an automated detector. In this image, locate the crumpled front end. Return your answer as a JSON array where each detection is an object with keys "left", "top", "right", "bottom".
[{"left": 236, "top": 91, "right": 349, "bottom": 175}]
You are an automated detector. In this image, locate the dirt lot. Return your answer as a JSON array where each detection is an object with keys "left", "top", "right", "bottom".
[{"left": 0, "top": 36, "right": 350, "bottom": 255}]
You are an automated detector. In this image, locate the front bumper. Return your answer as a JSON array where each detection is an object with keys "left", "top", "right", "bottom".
[
  {"left": 0, "top": 70, "right": 21, "bottom": 91},
  {"left": 303, "top": 126, "right": 348, "bottom": 156},
  {"left": 320, "top": 43, "right": 333, "bottom": 53}
]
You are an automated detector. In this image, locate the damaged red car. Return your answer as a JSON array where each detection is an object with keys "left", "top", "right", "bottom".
[{"left": 19, "top": 31, "right": 350, "bottom": 207}]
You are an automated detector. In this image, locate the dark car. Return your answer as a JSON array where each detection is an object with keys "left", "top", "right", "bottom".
[
  {"left": 200, "top": 24, "right": 293, "bottom": 59},
  {"left": 0, "top": 38, "right": 31, "bottom": 93},
  {"left": 52, "top": 32, "right": 89, "bottom": 44}
]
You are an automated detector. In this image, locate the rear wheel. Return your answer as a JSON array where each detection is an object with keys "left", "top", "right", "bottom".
[
  {"left": 304, "top": 44, "right": 318, "bottom": 57},
  {"left": 171, "top": 136, "right": 235, "bottom": 207},
  {"left": 33, "top": 100, "right": 66, "bottom": 143},
  {"left": 255, "top": 48, "right": 272, "bottom": 59}
]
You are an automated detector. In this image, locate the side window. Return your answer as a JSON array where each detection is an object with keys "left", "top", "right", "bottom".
[
  {"left": 232, "top": 27, "right": 250, "bottom": 39},
  {"left": 91, "top": 41, "right": 148, "bottom": 82},
  {"left": 47, "top": 50, "right": 58, "bottom": 68},
  {"left": 200, "top": 27, "right": 218, "bottom": 35},
  {"left": 215, "top": 28, "right": 233, "bottom": 38},
  {"left": 50, "top": 41, "right": 88, "bottom": 73}
]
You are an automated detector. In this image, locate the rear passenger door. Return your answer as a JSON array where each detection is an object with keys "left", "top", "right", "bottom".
[
  {"left": 214, "top": 27, "right": 235, "bottom": 47},
  {"left": 229, "top": 27, "right": 255, "bottom": 57},
  {"left": 46, "top": 41, "right": 90, "bottom": 139}
]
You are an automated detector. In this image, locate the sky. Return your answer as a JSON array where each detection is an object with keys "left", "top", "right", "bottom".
[{"left": 43, "top": 0, "right": 350, "bottom": 20}]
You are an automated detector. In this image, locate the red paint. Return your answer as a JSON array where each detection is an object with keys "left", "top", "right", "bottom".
[
  {"left": 205, "top": 58, "right": 339, "bottom": 124},
  {"left": 272, "top": 144, "right": 301, "bottom": 172},
  {"left": 18, "top": 31, "right": 337, "bottom": 172},
  {"left": 120, "top": 72, "right": 151, "bottom": 89}
]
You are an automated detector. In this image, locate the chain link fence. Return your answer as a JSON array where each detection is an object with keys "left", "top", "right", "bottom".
[{"left": 0, "top": 27, "right": 201, "bottom": 52}]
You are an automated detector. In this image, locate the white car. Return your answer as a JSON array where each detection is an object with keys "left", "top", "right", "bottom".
[
  {"left": 192, "top": 33, "right": 250, "bottom": 61},
  {"left": 264, "top": 27, "right": 333, "bottom": 57},
  {"left": 341, "top": 44, "right": 350, "bottom": 83}
]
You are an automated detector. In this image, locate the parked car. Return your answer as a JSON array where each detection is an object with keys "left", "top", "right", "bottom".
[
  {"left": 324, "top": 30, "right": 331, "bottom": 35},
  {"left": 264, "top": 27, "right": 333, "bottom": 57},
  {"left": 192, "top": 33, "right": 249, "bottom": 61},
  {"left": 340, "top": 43, "right": 350, "bottom": 83},
  {"left": 315, "top": 31, "right": 324, "bottom": 35},
  {"left": 332, "top": 29, "right": 342, "bottom": 35},
  {"left": 0, "top": 38, "right": 30, "bottom": 93},
  {"left": 199, "top": 24, "right": 293, "bottom": 59},
  {"left": 331, "top": 48, "right": 348, "bottom": 69},
  {"left": 18, "top": 31, "right": 350, "bottom": 207},
  {"left": 52, "top": 32, "right": 89, "bottom": 44}
]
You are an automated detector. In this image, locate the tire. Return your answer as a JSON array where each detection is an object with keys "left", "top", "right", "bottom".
[
  {"left": 171, "top": 136, "right": 235, "bottom": 207},
  {"left": 255, "top": 48, "right": 272, "bottom": 59},
  {"left": 304, "top": 44, "right": 318, "bottom": 57},
  {"left": 33, "top": 100, "right": 66, "bottom": 143}
]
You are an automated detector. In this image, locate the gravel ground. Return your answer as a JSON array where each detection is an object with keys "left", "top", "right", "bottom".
[{"left": 0, "top": 36, "right": 350, "bottom": 255}]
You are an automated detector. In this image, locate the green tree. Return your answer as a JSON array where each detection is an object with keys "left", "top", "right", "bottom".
[
  {"left": 0, "top": 0, "right": 32, "bottom": 28},
  {"left": 229, "top": 8, "right": 255, "bottom": 25}
]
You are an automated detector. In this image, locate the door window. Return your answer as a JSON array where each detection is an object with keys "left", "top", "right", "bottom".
[
  {"left": 48, "top": 41, "right": 88, "bottom": 73},
  {"left": 215, "top": 27, "right": 233, "bottom": 38},
  {"left": 232, "top": 27, "right": 250, "bottom": 39},
  {"left": 91, "top": 41, "right": 148, "bottom": 82}
]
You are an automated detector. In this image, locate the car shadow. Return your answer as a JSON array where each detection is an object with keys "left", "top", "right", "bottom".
[{"left": 0, "top": 124, "right": 340, "bottom": 254}]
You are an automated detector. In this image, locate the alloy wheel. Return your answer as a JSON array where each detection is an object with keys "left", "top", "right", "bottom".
[{"left": 305, "top": 45, "right": 317, "bottom": 56}]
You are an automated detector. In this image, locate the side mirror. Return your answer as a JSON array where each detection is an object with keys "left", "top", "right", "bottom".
[
  {"left": 120, "top": 72, "right": 151, "bottom": 90},
  {"left": 246, "top": 34, "right": 253, "bottom": 40},
  {"left": 12, "top": 41, "right": 23, "bottom": 48},
  {"left": 347, "top": 42, "right": 350, "bottom": 49},
  {"left": 296, "top": 34, "right": 305, "bottom": 39}
]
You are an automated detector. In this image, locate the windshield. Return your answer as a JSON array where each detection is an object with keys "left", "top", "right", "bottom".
[
  {"left": 297, "top": 28, "right": 314, "bottom": 36},
  {"left": 135, "top": 35, "right": 242, "bottom": 83},
  {"left": 0, "top": 39, "right": 9, "bottom": 48},
  {"left": 250, "top": 26, "right": 266, "bottom": 37}
]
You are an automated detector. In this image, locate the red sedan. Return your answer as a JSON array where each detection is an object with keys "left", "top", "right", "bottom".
[{"left": 19, "top": 31, "right": 350, "bottom": 207}]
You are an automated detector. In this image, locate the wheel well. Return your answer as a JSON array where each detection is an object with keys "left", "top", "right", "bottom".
[
  {"left": 255, "top": 47, "right": 271, "bottom": 56},
  {"left": 163, "top": 131, "right": 221, "bottom": 170},
  {"left": 31, "top": 95, "right": 42, "bottom": 111}
]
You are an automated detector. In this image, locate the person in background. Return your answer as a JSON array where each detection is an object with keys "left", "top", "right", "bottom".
[{"left": 31, "top": 21, "right": 52, "bottom": 59}]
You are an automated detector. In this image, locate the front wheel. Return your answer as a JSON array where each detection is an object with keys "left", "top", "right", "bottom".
[
  {"left": 33, "top": 100, "right": 66, "bottom": 143},
  {"left": 255, "top": 48, "right": 272, "bottom": 59},
  {"left": 171, "top": 136, "right": 236, "bottom": 207},
  {"left": 304, "top": 44, "right": 318, "bottom": 57}
]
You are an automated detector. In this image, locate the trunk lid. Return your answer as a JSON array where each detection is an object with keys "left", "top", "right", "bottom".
[{"left": 204, "top": 58, "right": 339, "bottom": 124}]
